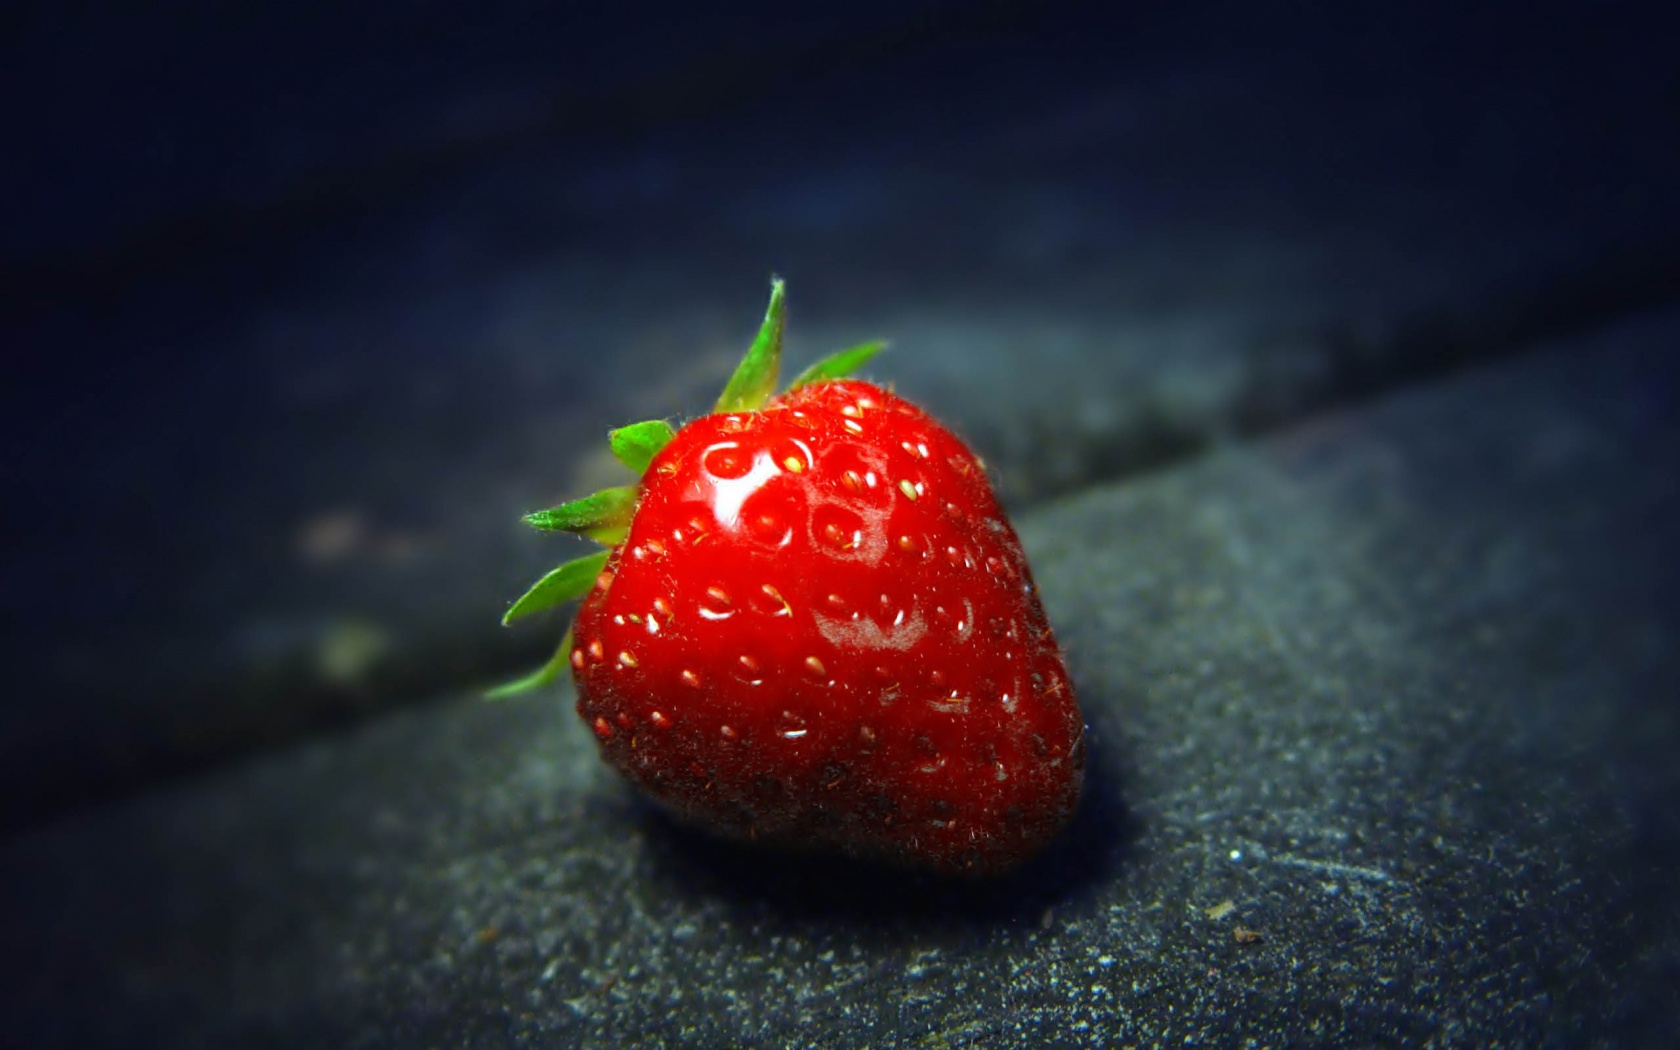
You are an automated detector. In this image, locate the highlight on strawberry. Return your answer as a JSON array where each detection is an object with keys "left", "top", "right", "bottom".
[{"left": 496, "top": 279, "right": 1085, "bottom": 875}]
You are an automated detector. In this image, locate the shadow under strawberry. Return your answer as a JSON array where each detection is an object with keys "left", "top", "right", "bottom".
[{"left": 634, "top": 723, "right": 1134, "bottom": 928}]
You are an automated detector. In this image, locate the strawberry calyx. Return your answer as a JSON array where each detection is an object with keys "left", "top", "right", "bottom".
[
  {"left": 786, "top": 339, "right": 885, "bottom": 390},
  {"left": 608, "top": 419, "right": 679, "bottom": 475},
  {"left": 712, "top": 276, "right": 787, "bottom": 413},
  {"left": 521, "top": 486, "right": 638, "bottom": 543},
  {"left": 489, "top": 278, "right": 884, "bottom": 698}
]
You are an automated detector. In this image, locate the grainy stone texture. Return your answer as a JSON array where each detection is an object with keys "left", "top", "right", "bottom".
[{"left": 5, "top": 315, "right": 1675, "bottom": 1047}]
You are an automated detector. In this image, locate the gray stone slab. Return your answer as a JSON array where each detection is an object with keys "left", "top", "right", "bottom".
[{"left": 5, "top": 314, "right": 1676, "bottom": 1046}]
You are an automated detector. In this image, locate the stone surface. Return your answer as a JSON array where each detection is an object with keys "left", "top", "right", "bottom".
[
  {"left": 5, "top": 316, "right": 1676, "bottom": 1047},
  {"left": 8, "top": 2, "right": 1680, "bottom": 829}
]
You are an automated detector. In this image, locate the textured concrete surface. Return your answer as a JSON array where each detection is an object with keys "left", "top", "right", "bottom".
[{"left": 5, "top": 314, "right": 1675, "bottom": 1047}]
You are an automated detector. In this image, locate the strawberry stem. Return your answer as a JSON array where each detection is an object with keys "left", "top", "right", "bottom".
[
  {"left": 713, "top": 277, "right": 785, "bottom": 413},
  {"left": 609, "top": 419, "right": 677, "bottom": 475},
  {"left": 485, "top": 628, "right": 573, "bottom": 700},
  {"left": 523, "top": 487, "right": 638, "bottom": 533},
  {"left": 786, "top": 340, "right": 886, "bottom": 391},
  {"left": 502, "top": 549, "right": 610, "bottom": 626}
]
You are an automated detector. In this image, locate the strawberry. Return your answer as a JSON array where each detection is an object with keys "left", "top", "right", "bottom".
[{"left": 495, "top": 281, "right": 1084, "bottom": 875}]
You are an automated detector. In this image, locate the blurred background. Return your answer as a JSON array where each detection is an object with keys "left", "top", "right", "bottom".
[{"left": 4, "top": 0, "right": 1678, "bottom": 842}]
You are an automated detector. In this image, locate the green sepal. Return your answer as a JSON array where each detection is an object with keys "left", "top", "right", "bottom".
[
  {"left": 501, "top": 549, "right": 610, "bottom": 626},
  {"left": 523, "top": 486, "right": 637, "bottom": 534},
  {"left": 485, "top": 628, "right": 573, "bottom": 700},
  {"left": 714, "top": 278, "right": 785, "bottom": 413},
  {"left": 609, "top": 419, "right": 676, "bottom": 475},
  {"left": 582, "top": 524, "right": 629, "bottom": 546},
  {"left": 786, "top": 340, "right": 886, "bottom": 391}
]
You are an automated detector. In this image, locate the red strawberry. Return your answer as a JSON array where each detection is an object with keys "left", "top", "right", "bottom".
[{"left": 495, "top": 281, "right": 1083, "bottom": 875}]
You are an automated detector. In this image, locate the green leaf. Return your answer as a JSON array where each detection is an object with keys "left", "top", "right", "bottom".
[
  {"left": 502, "top": 550, "right": 610, "bottom": 626},
  {"left": 714, "top": 277, "right": 785, "bottom": 413},
  {"left": 609, "top": 419, "right": 677, "bottom": 475},
  {"left": 523, "top": 486, "right": 637, "bottom": 533},
  {"left": 786, "top": 340, "right": 886, "bottom": 391},
  {"left": 582, "top": 524, "right": 630, "bottom": 546},
  {"left": 485, "top": 628, "right": 573, "bottom": 700}
]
